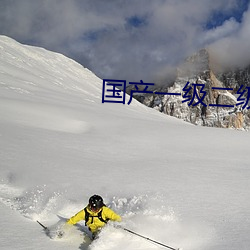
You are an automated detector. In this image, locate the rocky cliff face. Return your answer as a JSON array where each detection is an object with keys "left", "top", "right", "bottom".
[{"left": 135, "top": 49, "right": 250, "bottom": 130}]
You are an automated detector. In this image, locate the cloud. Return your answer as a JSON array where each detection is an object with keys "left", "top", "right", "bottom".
[
  {"left": 209, "top": 3, "right": 250, "bottom": 69},
  {"left": 0, "top": 0, "right": 249, "bottom": 84},
  {"left": 200, "top": 18, "right": 240, "bottom": 45}
]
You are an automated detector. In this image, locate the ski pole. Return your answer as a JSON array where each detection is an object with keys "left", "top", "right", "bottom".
[
  {"left": 122, "top": 227, "right": 180, "bottom": 250},
  {"left": 37, "top": 220, "right": 48, "bottom": 231}
]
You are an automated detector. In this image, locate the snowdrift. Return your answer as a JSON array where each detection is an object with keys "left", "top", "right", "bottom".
[{"left": 0, "top": 36, "right": 250, "bottom": 250}]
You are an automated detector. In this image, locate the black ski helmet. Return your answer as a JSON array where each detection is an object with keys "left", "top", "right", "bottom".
[{"left": 89, "top": 195, "right": 104, "bottom": 210}]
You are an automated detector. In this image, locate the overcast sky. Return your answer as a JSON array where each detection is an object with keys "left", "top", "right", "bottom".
[{"left": 0, "top": 0, "right": 249, "bottom": 84}]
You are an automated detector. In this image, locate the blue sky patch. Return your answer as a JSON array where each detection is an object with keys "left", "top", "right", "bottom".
[
  {"left": 126, "top": 15, "right": 148, "bottom": 28},
  {"left": 206, "top": 0, "right": 249, "bottom": 29}
]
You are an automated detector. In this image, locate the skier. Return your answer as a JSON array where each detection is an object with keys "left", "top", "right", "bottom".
[{"left": 66, "top": 194, "right": 122, "bottom": 239}]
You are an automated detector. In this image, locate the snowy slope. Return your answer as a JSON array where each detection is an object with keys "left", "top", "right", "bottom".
[{"left": 0, "top": 36, "right": 250, "bottom": 250}]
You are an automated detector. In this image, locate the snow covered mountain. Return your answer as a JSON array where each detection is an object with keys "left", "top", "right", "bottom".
[
  {"left": 0, "top": 36, "right": 250, "bottom": 250},
  {"left": 139, "top": 49, "right": 250, "bottom": 130}
]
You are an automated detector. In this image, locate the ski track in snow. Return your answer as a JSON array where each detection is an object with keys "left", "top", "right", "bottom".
[{"left": 0, "top": 99, "right": 91, "bottom": 134}]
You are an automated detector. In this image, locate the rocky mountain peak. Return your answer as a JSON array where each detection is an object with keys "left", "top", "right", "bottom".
[
  {"left": 177, "top": 48, "right": 210, "bottom": 78},
  {"left": 136, "top": 49, "right": 250, "bottom": 130}
]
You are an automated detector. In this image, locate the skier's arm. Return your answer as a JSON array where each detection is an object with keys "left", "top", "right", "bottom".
[
  {"left": 104, "top": 207, "right": 122, "bottom": 222},
  {"left": 67, "top": 209, "right": 85, "bottom": 225}
]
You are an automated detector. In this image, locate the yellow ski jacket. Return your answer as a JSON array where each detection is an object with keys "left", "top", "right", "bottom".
[{"left": 67, "top": 206, "right": 121, "bottom": 233}]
